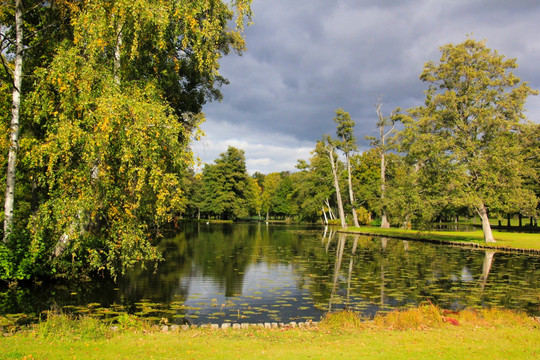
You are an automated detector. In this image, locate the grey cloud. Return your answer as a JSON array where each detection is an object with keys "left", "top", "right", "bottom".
[{"left": 202, "top": 0, "right": 540, "bottom": 173}]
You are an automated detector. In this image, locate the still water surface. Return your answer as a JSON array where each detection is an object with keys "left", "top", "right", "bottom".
[{"left": 1, "top": 223, "right": 539, "bottom": 324}]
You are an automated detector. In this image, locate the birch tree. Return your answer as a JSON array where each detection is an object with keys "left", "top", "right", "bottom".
[
  {"left": 323, "top": 135, "right": 347, "bottom": 228},
  {"left": 22, "top": 0, "right": 252, "bottom": 278},
  {"left": 1, "top": 0, "right": 23, "bottom": 242},
  {"left": 367, "top": 97, "right": 398, "bottom": 228},
  {"left": 334, "top": 108, "right": 359, "bottom": 227}
]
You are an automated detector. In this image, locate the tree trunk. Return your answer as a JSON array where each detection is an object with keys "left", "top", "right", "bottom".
[
  {"left": 345, "top": 156, "right": 359, "bottom": 227},
  {"left": 322, "top": 207, "right": 328, "bottom": 225},
  {"left": 519, "top": 213, "right": 522, "bottom": 228},
  {"left": 507, "top": 213, "right": 511, "bottom": 228},
  {"left": 4, "top": 0, "right": 24, "bottom": 242},
  {"left": 380, "top": 151, "right": 390, "bottom": 228},
  {"left": 326, "top": 145, "right": 347, "bottom": 228},
  {"left": 477, "top": 203, "right": 495, "bottom": 243},
  {"left": 375, "top": 99, "right": 393, "bottom": 229},
  {"left": 114, "top": 19, "right": 123, "bottom": 85},
  {"left": 325, "top": 198, "right": 336, "bottom": 220}
]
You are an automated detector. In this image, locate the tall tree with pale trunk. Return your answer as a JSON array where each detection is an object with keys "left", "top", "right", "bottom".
[
  {"left": 368, "top": 97, "right": 397, "bottom": 229},
  {"left": 2, "top": 0, "right": 23, "bottom": 242},
  {"left": 323, "top": 135, "right": 347, "bottom": 228},
  {"left": 401, "top": 39, "right": 537, "bottom": 243},
  {"left": 333, "top": 108, "right": 360, "bottom": 227}
]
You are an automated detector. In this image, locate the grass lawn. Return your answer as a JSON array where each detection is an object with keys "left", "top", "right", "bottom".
[
  {"left": 1, "top": 307, "right": 538, "bottom": 360},
  {"left": 342, "top": 226, "right": 540, "bottom": 251}
]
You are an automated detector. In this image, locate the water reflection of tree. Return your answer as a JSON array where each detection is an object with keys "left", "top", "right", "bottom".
[
  {"left": 2, "top": 224, "right": 539, "bottom": 320},
  {"left": 480, "top": 250, "right": 496, "bottom": 291},
  {"left": 120, "top": 229, "right": 192, "bottom": 298},
  {"left": 310, "top": 231, "right": 540, "bottom": 316},
  {"left": 328, "top": 233, "right": 346, "bottom": 312}
]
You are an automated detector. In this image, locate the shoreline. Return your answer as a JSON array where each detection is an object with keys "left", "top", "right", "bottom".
[{"left": 337, "top": 227, "right": 540, "bottom": 255}]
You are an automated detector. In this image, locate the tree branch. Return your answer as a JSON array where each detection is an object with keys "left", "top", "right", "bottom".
[{"left": 0, "top": 53, "right": 14, "bottom": 85}]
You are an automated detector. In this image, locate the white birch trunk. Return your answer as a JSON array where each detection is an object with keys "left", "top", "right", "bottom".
[
  {"left": 380, "top": 138, "right": 390, "bottom": 229},
  {"left": 325, "top": 198, "right": 336, "bottom": 220},
  {"left": 114, "top": 20, "right": 122, "bottom": 85},
  {"left": 346, "top": 156, "right": 359, "bottom": 227},
  {"left": 4, "top": 0, "right": 24, "bottom": 241},
  {"left": 376, "top": 99, "right": 392, "bottom": 229},
  {"left": 477, "top": 203, "right": 496, "bottom": 243},
  {"left": 326, "top": 144, "right": 347, "bottom": 228},
  {"left": 322, "top": 207, "right": 328, "bottom": 224}
]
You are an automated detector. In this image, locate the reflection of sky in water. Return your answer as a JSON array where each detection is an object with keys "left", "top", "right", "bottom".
[
  {"left": 243, "top": 263, "right": 301, "bottom": 295},
  {"left": 182, "top": 262, "right": 322, "bottom": 324},
  {"left": 461, "top": 267, "right": 474, "bottom": 282},
  {"left": 183, "top": 263, "right": 302, "bottom": 302}
]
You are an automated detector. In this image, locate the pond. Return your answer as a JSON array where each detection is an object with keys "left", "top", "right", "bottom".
[{"left": 1, "top": 223, "right": 539, "bottom": 325}]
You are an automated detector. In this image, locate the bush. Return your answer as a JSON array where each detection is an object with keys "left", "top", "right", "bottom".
[{"left": 356, "top": 207, "right": 372, "bottom": 225}]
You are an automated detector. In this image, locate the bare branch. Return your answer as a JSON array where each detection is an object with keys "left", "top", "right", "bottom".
[
  {"left": 0, "top": 53, "right": 14, "bottom": 84},
  {"left": 22, "top": 0, "right": 47, "bottom": 16}
]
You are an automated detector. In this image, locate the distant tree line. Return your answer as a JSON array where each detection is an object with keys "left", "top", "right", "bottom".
[{"left": 181, "top": 39, "right": 539, "bottom": 246}]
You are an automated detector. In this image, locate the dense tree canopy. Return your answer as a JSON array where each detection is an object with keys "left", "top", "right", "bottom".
[
  {"left": 197, "top": 146, "right": 257, "bottom": 220},
  {"left": 0, "top": 0, "right": 252, "bottom": 280},
  {"left": 401, "top": 39, "right": 538, "bottom": 242}
]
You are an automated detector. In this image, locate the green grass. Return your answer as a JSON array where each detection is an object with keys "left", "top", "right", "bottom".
[
  {"left": 1, "top": 307, "right": 538, "bottom": 359},
  {"left": 342, "top": 226, "right": 540, "bottom": 251}
]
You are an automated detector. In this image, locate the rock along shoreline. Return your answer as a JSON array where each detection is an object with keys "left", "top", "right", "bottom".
[{"left": 110, "top": 321, "right": 319, "bottom": 333}]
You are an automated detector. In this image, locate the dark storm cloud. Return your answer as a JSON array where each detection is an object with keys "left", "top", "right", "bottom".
[{"left": 198, "top": 0, "right": 540, "bottom": 174}]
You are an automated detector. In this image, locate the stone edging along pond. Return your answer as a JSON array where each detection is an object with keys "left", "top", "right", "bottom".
[
  {"left": 337, "top": 230, "right": 540, "bottom": 256},
  {"left": 111, "top": 321, "right": 318, "bottom": 333}
]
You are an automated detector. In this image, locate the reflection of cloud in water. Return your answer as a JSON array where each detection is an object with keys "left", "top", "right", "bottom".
[
  {"left": 242, "top": 262, "right": 300, "bottom": 296},
  {"left": 182, "top": 262, "right": 302, "bottom": 304},
  {"left": 461, "top": 267, "right": 474, "bottom": 282},
  {"left": 181, "top": 261, "right": 319, "bottom": 324},
  {"left": 182, "top": 274, "right": 229, "bottom": 305}
]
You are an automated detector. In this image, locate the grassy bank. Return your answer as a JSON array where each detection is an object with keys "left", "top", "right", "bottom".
[
  {"left": 340, "top": 226, "right": 540, "bottom": 252},
  {"left": 1, "top": 307, "right": 538, "bottom": 359}
]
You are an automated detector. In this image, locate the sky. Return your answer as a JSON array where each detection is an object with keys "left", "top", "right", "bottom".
[{"left": 193, "top": 0, "right": 540, "bottom": 175}]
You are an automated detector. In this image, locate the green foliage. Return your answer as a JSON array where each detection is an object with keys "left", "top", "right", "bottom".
[
  {"left": 400, "top": 38, "right": 538, "bottom": 234},
  {"left": 333, "top": 108, "right": 357, "bottom": 155},
  {"left": 261, "top": 172, "right": 282, "bottom": 218},
  {"left": 197, "top": 146, "right": 256, "bottom": 220},
  {"left": 355, "top": 207, "right": 371, "bottom": 225},
  {"left": 290, "top": 141, "right": 337, "bottom": 222},
  {"left": 271, "top": 174, "right": 294, "bottom": 218},
  {"left": 351, "top": 149, "right": 381, "bottom": 213},
  {"left": 0, "top": 0, "right": 252, "bottom": 280}
]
